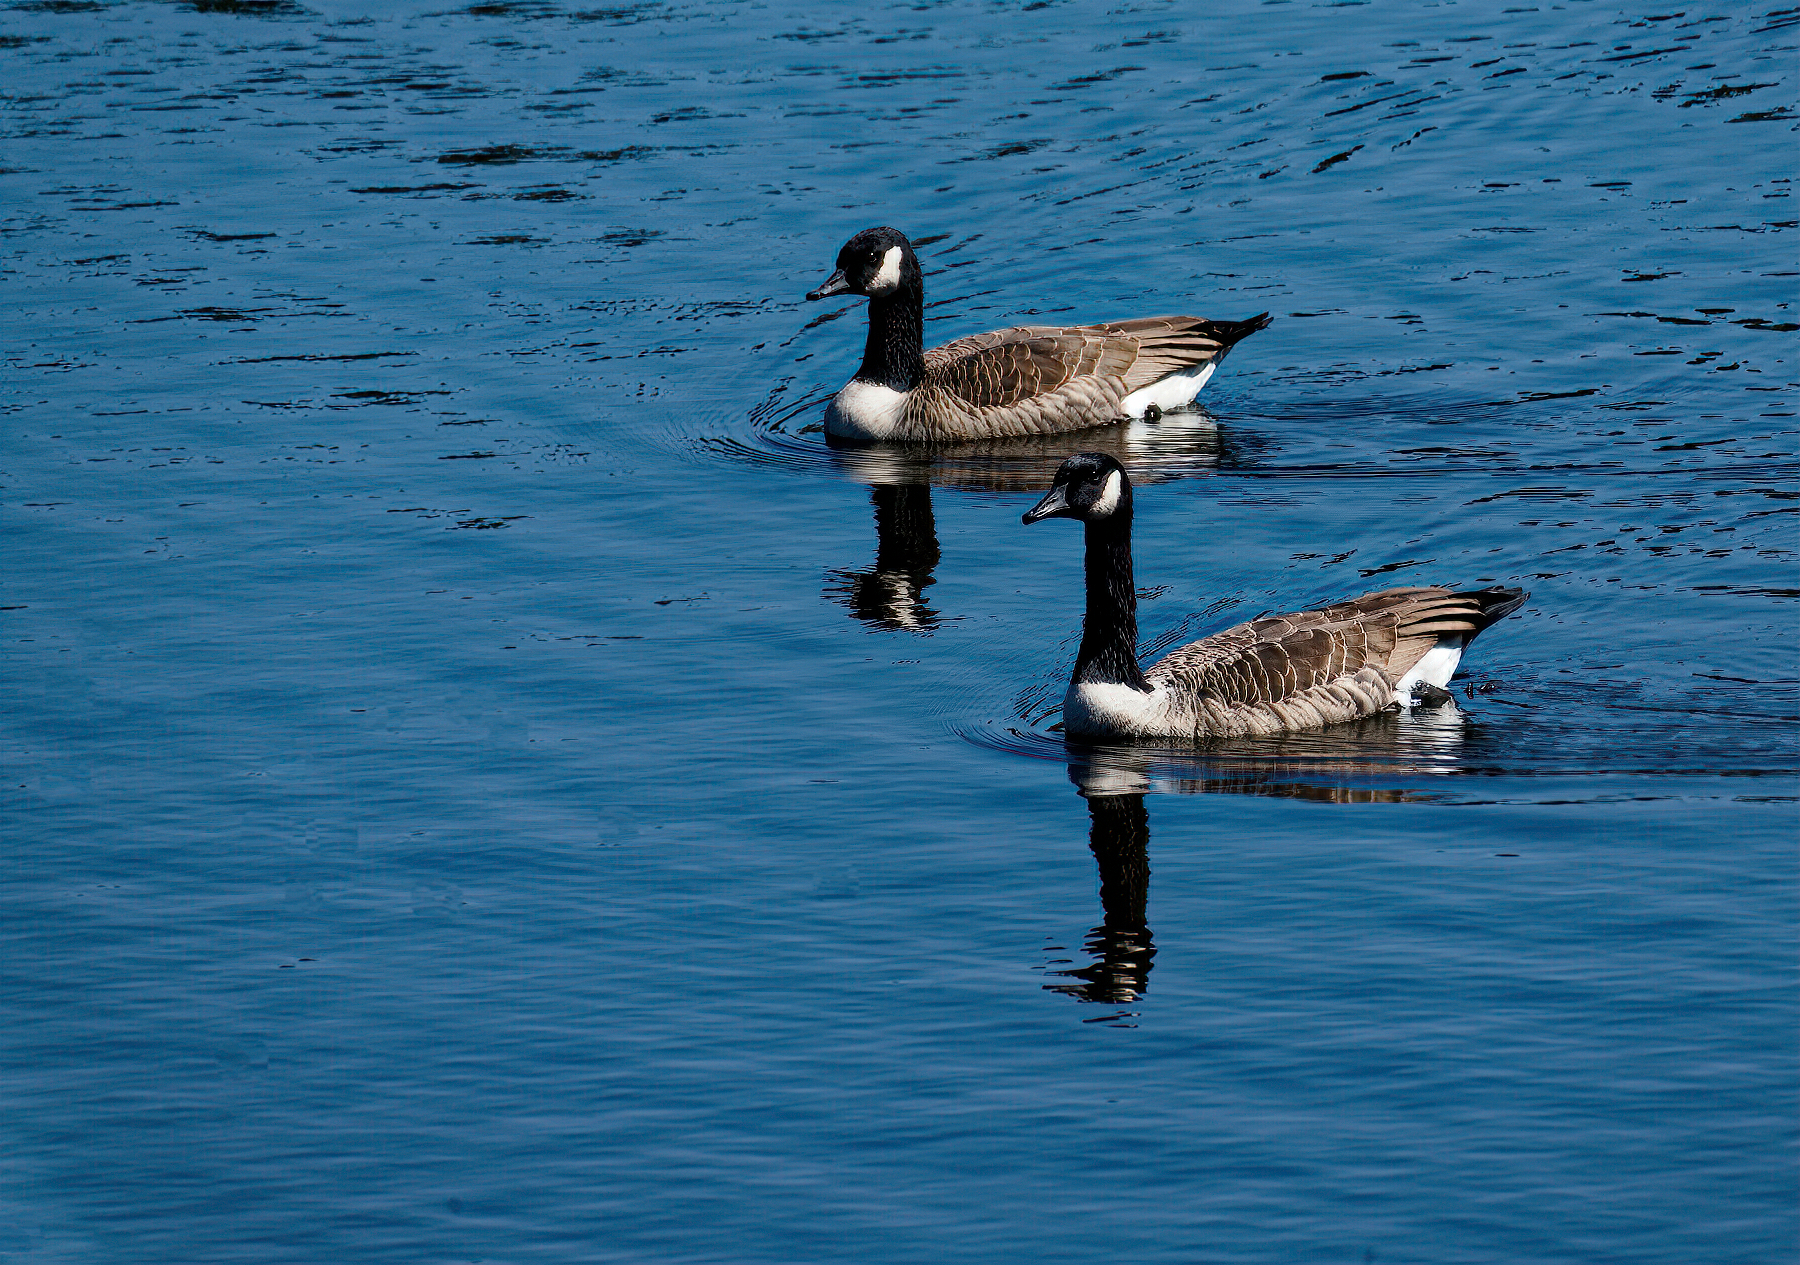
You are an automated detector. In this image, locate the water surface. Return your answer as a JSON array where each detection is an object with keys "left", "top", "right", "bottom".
[{"left": 3, "top": 1, "right": 1795, "bottom": 1261}]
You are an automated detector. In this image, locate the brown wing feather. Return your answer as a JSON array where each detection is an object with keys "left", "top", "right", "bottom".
[
  {"left": 925, "top": 316, "right": 1237, "bottom": 410},
  {"left": 1147, "top": 586, "right": 1514, "bottom": 707}
]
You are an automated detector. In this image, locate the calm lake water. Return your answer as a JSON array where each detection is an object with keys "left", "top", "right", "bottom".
[{"left": 3, "top": 1, "right": 1795, "bottom": 1261}]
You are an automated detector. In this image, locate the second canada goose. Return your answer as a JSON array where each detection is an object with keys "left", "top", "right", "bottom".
[
  {"left": 806, "top": 227, "right": 1270, "bottom": 443},
  {"left": 1023, "top": 453, "right": 1528, "bottom": 741}
]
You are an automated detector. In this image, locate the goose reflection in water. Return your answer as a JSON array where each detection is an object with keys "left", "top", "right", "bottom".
[
  {"left": 825, "top": 484, "right": 942, "bottom": 632},
  {"left": 1042, "top": 706, "right": 1471, "bottom": 1011},
  {"left": 1056, "top": 703, "right": 1475, "bottom": 801},
  {"left": 826, "top": 405, "right": 1231, "bottom": 492},
  {"left": 1046, "top": 772, "right": 1157, "bottom": 1006},
  {"left": 825, "top": 409, "right": 1232, "bottom": 633}
]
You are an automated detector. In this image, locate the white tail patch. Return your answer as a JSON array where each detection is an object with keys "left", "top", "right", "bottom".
[
  {"left": 867, "top": 246, "right": 904, "bottom": 295},
  {"left": 1121, "top": 360, "right": 1217, "bottom": 419},
  {"left": 1394, "top": 637, "right": 1466, "bottom": 705}
]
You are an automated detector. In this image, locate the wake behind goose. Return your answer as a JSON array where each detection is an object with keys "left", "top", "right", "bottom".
[{"left": 806, "top": 226, "right": 1270, "bottom": 443}]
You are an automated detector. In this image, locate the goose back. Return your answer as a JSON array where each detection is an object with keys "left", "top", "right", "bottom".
[
  {"left": 1119, "top": 586, "right": 1527, "bottom": 739},
  {"left": 889, "top": 315, "right": 1267, "bottom": 443}
]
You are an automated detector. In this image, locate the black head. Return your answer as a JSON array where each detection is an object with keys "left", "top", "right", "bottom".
[
  {"left": 1023, "top": 453, "right": 1132, "bottom": 525},
  {"left": 806, "top": 226, "right": 921, "bottom": 301}
]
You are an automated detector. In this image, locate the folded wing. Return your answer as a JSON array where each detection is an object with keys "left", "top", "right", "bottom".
[
  {"left": 1148, "top": 586, "right": 1526, "bottom": 713},
  {"left": 926, "top": 316, "right": 1267, "bottom": 410}
]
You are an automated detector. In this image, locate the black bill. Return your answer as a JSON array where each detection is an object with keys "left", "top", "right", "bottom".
[
  {"left": 1022, "top": 483, "right": 1073, "bottom": 525},
  {"left": 806, "top": 269, "right": 852, "bottom": 301}
]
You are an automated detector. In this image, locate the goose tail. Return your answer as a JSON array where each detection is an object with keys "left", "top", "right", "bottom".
[
  {"left": 1205, "top": 312, "right": 1273, "bottom": 347},
  {"left": 1391, "top": 585, "right": 1528, "bottom": 703},
  {"left": 1391, "top": 585, "right": 1529, "bottom": 642},
  {"left": 1459, "top": 585, "right": 1529, "bottom": 634}
]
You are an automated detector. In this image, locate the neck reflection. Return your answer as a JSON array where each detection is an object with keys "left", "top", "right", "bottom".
[
  {"left": 827, "top": 483, "right": 942, "bottom": 632},
  {"left": 1044, "top": 790, "right": 1156, "bottom": 1006}
]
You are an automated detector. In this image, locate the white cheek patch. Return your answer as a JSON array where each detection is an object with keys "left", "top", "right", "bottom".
[
  {"left": 867, "top": 246, "right": 904, "bottom": 294},
  {"left": 1091, "top": 469, "right": 1124, "bottom": 518}
]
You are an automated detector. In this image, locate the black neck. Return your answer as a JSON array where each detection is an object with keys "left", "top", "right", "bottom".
[
  {"left": 855, "top": 282, "right": 924, "bottom": 391},
  {"left": 1073, "top": 512, "right": 1150, "bottom": 691}
]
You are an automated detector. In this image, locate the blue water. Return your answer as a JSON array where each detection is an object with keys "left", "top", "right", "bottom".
[{"left": 3, "top": 1, "right": 1795, "bottom": 1261}]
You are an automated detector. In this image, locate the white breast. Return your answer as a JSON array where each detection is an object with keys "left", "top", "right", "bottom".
[
  {"left": 825, "top": 379, "right": 910, "bottom": 441},
  {"left": 1063, "top": 680, "right": 1173, "bottom": 739}
]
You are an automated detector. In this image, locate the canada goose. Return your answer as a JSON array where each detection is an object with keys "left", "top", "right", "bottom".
[
  {"left": 805, "top": 227, "right": 1271, "bottom": 443},
  {"left": 1023, "top": 453, "right": 1528, "bottom": 741}
]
